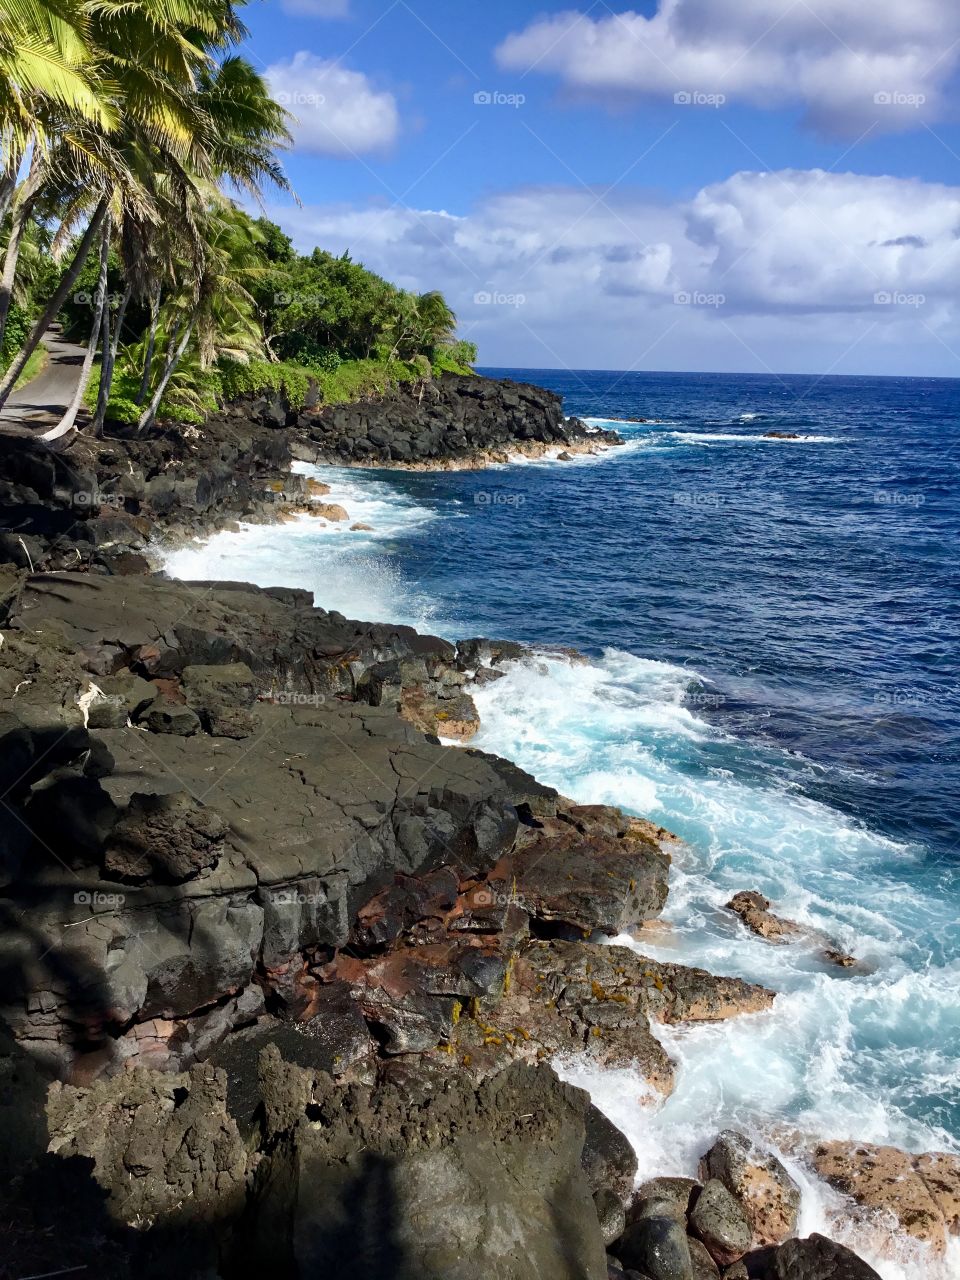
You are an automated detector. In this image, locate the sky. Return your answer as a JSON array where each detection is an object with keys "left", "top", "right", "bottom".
[{"left": 238, "top": 0, "right": 960, "bottom": 375}]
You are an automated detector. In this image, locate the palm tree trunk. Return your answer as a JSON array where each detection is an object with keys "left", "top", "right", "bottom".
[
  {"left": 0, "top": 195, "right": 109, "bottom": 411},
  {"left": 41, "top": 215, "right": 111, "bottom": 442},
  {"left": 0, "top": 151, "right": 46, "bottom": 354},
  {"left": 109, "top": 280, "right": 132, "bottom": 361},
  {"left": 0, "top": 135, "right": 26, "bottom": 230},
  {"left": 138, "top": 318, "right": 193, "bottom": 433},
  {"left": 135, "top": 287, "right": 161, "bottom": 406},
  {"left": 92, "top": 264, "right": 125, "bottom": 438}
]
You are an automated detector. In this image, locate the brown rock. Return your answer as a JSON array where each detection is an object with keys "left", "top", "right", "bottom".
[
  {"left": 811, "top": 1140, "right": 960, "bottom": 1255},
  {"left": 701, "top": 1130, "right": 801, "bottom": 1246},
  {"left": 350, "top": 522, "right": 374, "bottom": 531},
  {"left": 312, "top": 502, "right": 349, "bottom": 521},
  {"left": 726, "top": 891, "right": 856, "bottom": 968}
]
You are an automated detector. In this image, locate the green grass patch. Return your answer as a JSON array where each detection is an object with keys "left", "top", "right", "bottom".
[{"left": 4, "top": 345, "right": 49, "bottom": 390}]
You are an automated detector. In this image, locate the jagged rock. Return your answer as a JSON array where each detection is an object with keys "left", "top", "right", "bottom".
[
  {"left": 141, "top": 697, "right": 201, "bottom": 736},
  {"left": 811, "top": 1140, "right": 960, "bottom": 1254},
  {"left": 502, "top": 811, "right": 672, "bottom": 934},
  {"left": 689, "top": 1179, "right": 752, "bottom": 1266},
  {"left": 181, "top": 661, "right": 258, "bottom": 738},
  {"left": 700, "top": 1130, "right": 801, "bottom": 1246},
  {"left": 104, "top": 791, "right": 227, "bottom": 882},
  {"left": 726, "top": 892, "right": 856, "bottom": 968},
  {"left": 253, "top": 1052, "right": 609, "bottom": 1279},
  {"left": 748, "top": 1233, "right": 882, "bottom": 1278},
  {"left": 45, "top": 1061, "right": 247, "bottom": 1226}
]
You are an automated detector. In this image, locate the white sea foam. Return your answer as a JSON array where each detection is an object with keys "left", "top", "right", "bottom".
[
  {"left": 472, "top": 649, "right": 960, "bottom": 1277},
  {"left": 668, "top": 430, "right": 842, "bottom": 444},
  {"left": 161, "top": 463, "right": 448, "bottom": 630}
]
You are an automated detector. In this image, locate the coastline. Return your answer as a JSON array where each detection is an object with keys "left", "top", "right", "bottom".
[{"left": 0, "top": 376, "right": 957, "bottom": 1280}]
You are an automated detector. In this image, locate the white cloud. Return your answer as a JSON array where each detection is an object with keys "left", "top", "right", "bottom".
[
  {"left": 495, "top": 1, "right": 960, "bottom": 133},
  {"left": 279, "top": 0, "right": 349, "bottom": 15},
  {"left": 266, "top": 52, "right": 399, "bottom": 155},
  {"left": 268, "top": 169, "right": 960, "bottom": 375}
]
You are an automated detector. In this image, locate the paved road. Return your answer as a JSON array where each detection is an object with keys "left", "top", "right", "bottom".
[{"left": 0, "top": 329, "right": 86, "bottom": 432}]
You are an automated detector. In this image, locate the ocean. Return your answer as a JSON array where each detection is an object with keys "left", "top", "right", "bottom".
[{"left": 163, "top": 368, "right": 960, "bottom": 1278}]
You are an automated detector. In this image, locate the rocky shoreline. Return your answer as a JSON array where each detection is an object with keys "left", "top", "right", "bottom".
[{"left": 0, "top": 373, "right": 956, "bottom": 1279}]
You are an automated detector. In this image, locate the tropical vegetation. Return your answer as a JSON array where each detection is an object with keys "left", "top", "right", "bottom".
[{"left": 0, "top": 0, "right": 475, "bottom": 437}]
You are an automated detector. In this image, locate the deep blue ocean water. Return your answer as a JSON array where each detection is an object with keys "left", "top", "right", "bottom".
[{"left": 166, "top": 369, "right": 960, "bottom": 1277}]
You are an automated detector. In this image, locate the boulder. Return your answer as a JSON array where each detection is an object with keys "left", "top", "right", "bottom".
[
  {"left": 596, "top": 1186, "right": 628, "bottom": 1246},
  {"left": 45, "top": 1061, "right": 247, "bottom": 1227},
  {"left": 689, "top": 1179, "right": 752, "bottom": 1266},
  {"left": 725, "top": 892, "right": 856, "bottom": 968},
  {"left": 811, "top": 1140, "right": 960, "bottom": 1254},
  {"left": 254, "top": 1053, "right": 609, "bottom": 1280},
  {"left": 616, "top": 1214, "right": 694, "bottom": 1280},
  {"left": 700, "top": 1130, "right": 801, "bottom": 1246},
  {"left": 583, "top": 1102, "right": 639, "bottom": 1201},
  {"left": 749, "top": 1233, "right": 881, "bottom": 1278}
]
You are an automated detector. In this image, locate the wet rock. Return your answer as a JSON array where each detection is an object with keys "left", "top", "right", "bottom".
[
  {"left": 689, "top": 1179, "right": 752, "bottom": 1266},
  {"left": 689, "top": 1237, "right": 721, "bottom": 1278},
  {"left": 701, "top": 1130, "right": 801, "bottom": 1246},
  {"left": 616, "top": 1214, "right": 694, "bottom": 1280},
  {"left": 634, "top": 1178, "right": 700, "bottom": 1221},
  {"left": 311, "top": 501, "right": 349, "bottom": 521},
  {"left": 725, "top": 892, "right": 856, "bottom": 968},
  {"left": 750, "top": 1233, "right": 882, "bottom": 1278},
  {"left": 596, "top": 1186, "right": 628, "bottom": 1246},
  {"left": 583, "top": 1102, "right": 639, "bottom": 1201},
  {"left": 811, "top": 1140, "right": 960, "bottom": 1254}
]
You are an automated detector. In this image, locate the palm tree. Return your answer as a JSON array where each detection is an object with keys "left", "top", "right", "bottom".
[
  {"left": 0, "top": 0, "right": 239, "bottom": 413},
  {"left": 0, "top": 0, "right": 107, "bottom": 223}
]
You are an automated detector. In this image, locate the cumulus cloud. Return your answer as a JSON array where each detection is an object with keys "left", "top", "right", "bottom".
[
  {"left": 495, "top": 1, "right": 960, "bottom": 133},
  {"left": 266, "top": 53, "right": 399, "bottom": 155},
  {"left": 268, "top": 169, "right": 960, "bottom": 374},
  {"left": 279, "top": 0, "right": 350, "bottom": 16}
]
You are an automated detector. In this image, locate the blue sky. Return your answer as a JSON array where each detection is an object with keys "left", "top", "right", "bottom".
[{"left": 239, "top": 1, "right": 960, "bottom": 376}]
